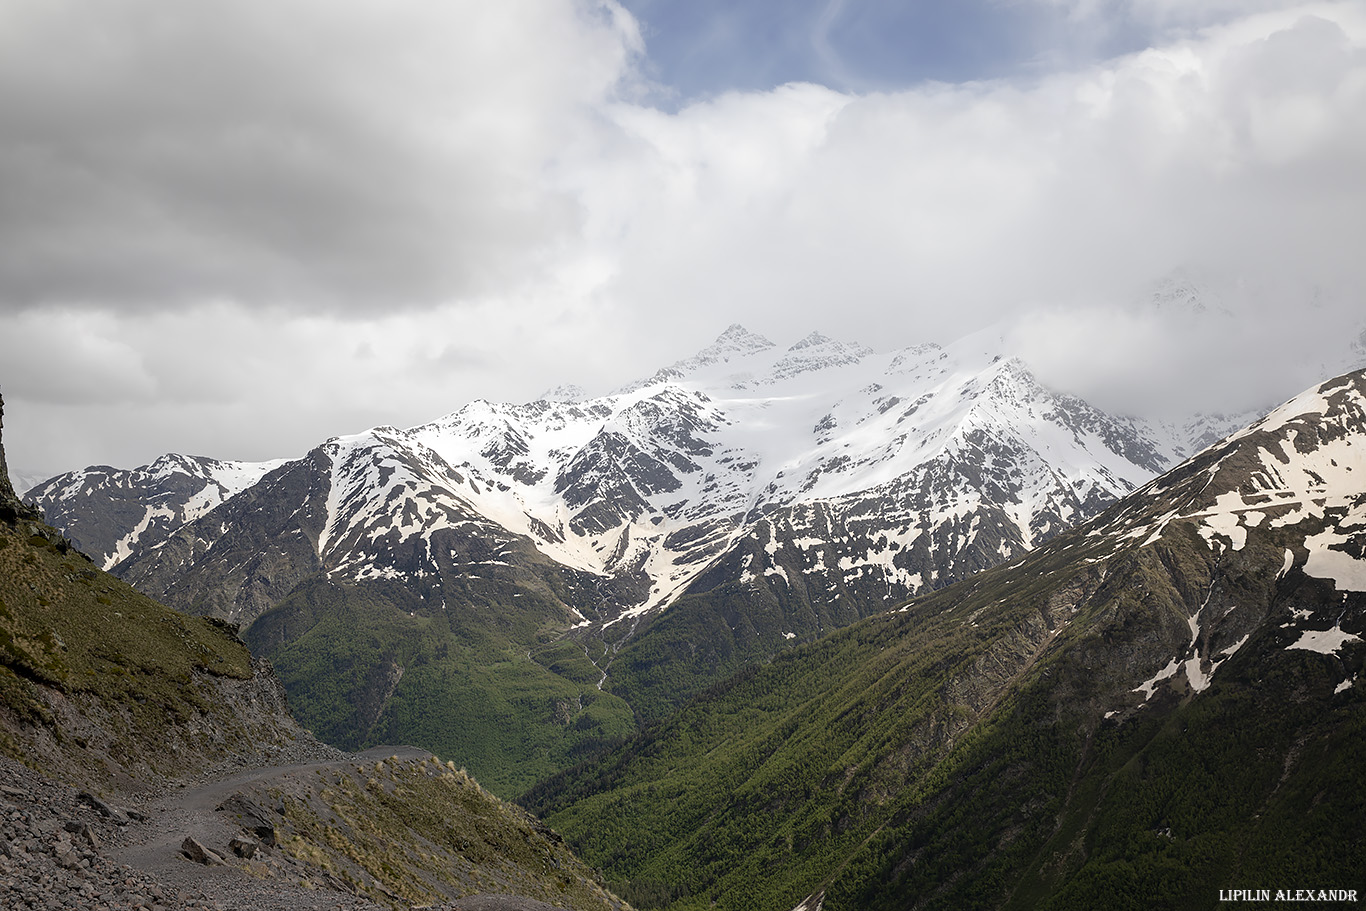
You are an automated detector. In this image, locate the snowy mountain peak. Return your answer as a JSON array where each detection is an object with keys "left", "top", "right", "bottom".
[
  {"left": 758, "top": 333, "right": 873, "bottom": 387},
  {"left": 788, "top": 331, "right": 834, "bottom": 351},
  {"left": 26, "top": 451, "right": 286, "bottom": 569},
  {"left": 712, "top": 323, "right": 775, "bottom": 353},
  {"left": 673, "top": 324, "right": 776, "bottom": 372},
  {"left": 539, "top": 384, "right": 587, "bottom": 403},
  {"left": 145, "top": 452, "right": 199, "bottom": 477},
  {"left": 614, "top": 325, "right": 775, "bottom": 394},
  {"left": 885, "top": 343, "right": 944, "bottom": 375}
]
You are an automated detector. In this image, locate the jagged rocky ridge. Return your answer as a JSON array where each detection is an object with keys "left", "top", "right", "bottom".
[
  {"left": 27, "top": 453, "right": 285, "bottom": 571},
  {"left": 34, "top": 326, "right": 1194, "bottom": 632},
  {"left": 523, "top": 368, "right": 1366, "bottom": 910},
  {"left": 0, "top": 397, "right": 38, "bottom": 524}
]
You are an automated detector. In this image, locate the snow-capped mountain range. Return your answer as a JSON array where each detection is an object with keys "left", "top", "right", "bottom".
[
  {"left": 29, "top": 453, "right": 285, "bottom": 569},
  {"left": 28, "top": 324, "right": 1240, "bottom": 632}
]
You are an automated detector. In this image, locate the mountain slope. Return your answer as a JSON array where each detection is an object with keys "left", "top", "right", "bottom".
[
  {"left": 523, "top": 368, "right": 1366, "bottom": 910},
  {"left": 0, "top": 399, "right": 311, "bottom": 790},
  {"left": 599, "top": 351, "right": 1175, "bottom": 721},
  {"left": 104, "top": 431, "right": 639, "bottom": 796}
]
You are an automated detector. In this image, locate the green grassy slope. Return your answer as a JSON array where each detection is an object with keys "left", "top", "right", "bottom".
[
  {"left": 247, "top": 573, "right": 637, "bottom": 797},
  {"left": 243, "top": 750, "right": 628, "bottom": 910},
  {"left": 830, "top": 556, "right": 1365, "bottom": 910},
  {"left": 0, "top": 505, "right": 309, "bottom": 790},
  {"left": 526, "top": 514, "right": 1365, "bottom": 910}
]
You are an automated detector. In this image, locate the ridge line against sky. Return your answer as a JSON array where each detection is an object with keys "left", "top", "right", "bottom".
[{"left": 1, "top": 0, "right": 1364, "bottom": 477}]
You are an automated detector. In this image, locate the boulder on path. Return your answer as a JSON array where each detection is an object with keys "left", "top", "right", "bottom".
[
  {"left": 229, "top": 835, "right": 260, "bottom": 859},
  {"left": 181, "top": 836, "right": 226, "bottom": 866},
  {"left": 217, "top": 792, "right": 278, "bottom": 846}
]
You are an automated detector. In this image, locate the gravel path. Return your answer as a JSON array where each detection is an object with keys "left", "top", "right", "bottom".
[{"left": 1, "top": 750, "right": 579, "bottom": 911}]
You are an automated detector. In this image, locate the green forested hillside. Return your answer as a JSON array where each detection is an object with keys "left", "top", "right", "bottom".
[
  {"left": 526, "top": 502, "right": 1366, "bottom": 910},
  {"left": 247, "top": 573, "right": 637, "bottom": 797},
  {"left": 603, "top": 503, "right": 1049, "bottom": 727}
]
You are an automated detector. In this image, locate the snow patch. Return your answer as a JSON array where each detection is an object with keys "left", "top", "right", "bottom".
[
  {"left": 1133, "top": 658, "right": 1181, "bottom": 700},
  {"left": 107, "top": 504, "right": 176, "bottom": 569},
  {"left": 1218, "top": 634, "right": 1250, "bottom": 658},
  {"left": 1185, "top": 655, "right": 1212, "bottom": 693},
  {"left": 1278, "top": 548, "right": 1296, "bottom": 579},
  {"left": 1301, "top": 527, "right": 1366, "bottom": 592},
  {"left": 1286, "top": 626, "right": 1362, "bottom": 655}
]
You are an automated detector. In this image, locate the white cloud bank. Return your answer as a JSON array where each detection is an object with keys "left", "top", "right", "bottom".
[
  {"left": 2, "top": 1, "right": 1364, "bottom": 474},
  {"left": 571, "top": 5, "right": 1366, "bottom": 343}
]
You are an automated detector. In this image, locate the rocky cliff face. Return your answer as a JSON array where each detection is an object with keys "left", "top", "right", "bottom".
[
  {"left": 0, "top": 395, "right": 11, "bottom": 505},
  {"left": 0, "top": 395, "right": 37, "bottom": 522},
  {"left": 0, "top": 507, "right": 325, "bottom": 792}
]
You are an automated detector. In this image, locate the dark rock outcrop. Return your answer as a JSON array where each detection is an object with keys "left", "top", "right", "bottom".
[
  {"left": 0, "top": 393, "right": 12, "bottom": 504},
  {"left": 0, "top": 394, "right": 39, "bottom": 522}
]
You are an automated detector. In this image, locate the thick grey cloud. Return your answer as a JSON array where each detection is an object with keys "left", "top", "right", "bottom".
[{"left": 0, "top": 0, "right": 641, "bottom": 312}]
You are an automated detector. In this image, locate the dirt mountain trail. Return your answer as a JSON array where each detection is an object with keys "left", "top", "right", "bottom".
[{"left": 111, "top": 745, "right": 431, "bottom": 911}]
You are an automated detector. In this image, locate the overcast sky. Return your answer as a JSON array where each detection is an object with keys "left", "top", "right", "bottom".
[{"left": 2, "top": 0, "right": 1365, "bottom": 479}]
